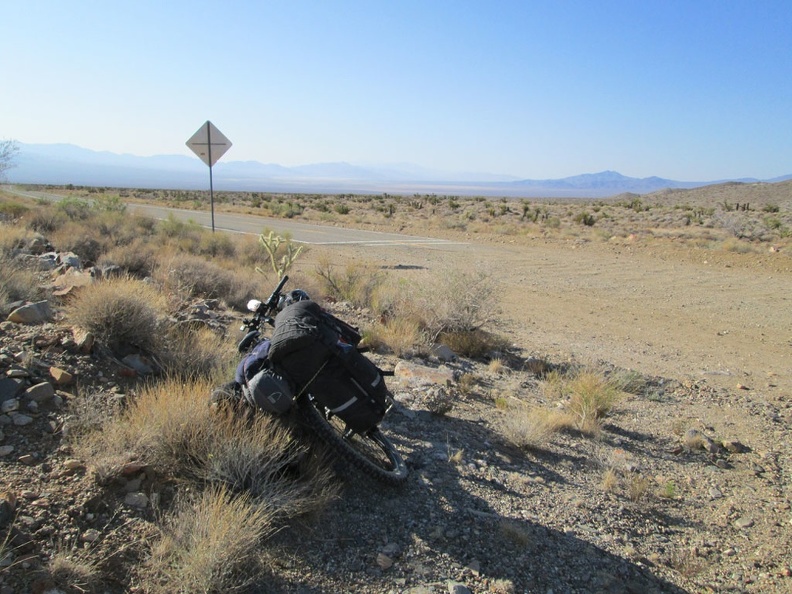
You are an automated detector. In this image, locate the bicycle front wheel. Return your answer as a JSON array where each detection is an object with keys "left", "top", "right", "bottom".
[{"left": 297, "top": 395, "right": 408, "bottom": 485}]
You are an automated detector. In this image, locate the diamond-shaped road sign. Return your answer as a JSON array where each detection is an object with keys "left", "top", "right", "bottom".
[{"left": 186, "top": 121, "right": 232, "bottom": 167}]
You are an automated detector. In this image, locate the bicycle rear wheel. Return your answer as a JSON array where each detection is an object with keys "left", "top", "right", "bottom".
[{"left": 297, "top": 395, "right": 408, "bottom": 485}]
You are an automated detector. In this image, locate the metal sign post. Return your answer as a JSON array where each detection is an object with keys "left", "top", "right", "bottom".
[{"left": 186, "top": 121, "right": 232, "bottom": 232}]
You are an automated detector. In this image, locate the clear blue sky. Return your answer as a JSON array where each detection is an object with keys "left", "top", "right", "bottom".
[{"left": 3, "top": 0, "right": 791, "bottom": 181}]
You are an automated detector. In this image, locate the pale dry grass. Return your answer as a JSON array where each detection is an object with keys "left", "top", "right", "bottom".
[
  {"left": 501, "top": 406, "right": 569, "bottom": 451},
  {"left": 365, "top": 316, "right": 425, "bottom": 356},
  {"left": 141, "top": 486, "right": 271, "bottom": 594},
  {"left": 565, "top": 371, "right": 623, "bottom": 436},
  {"left": 66, "top": 276, "right": 168, "bottom": 354},
  {"left": 79, "top": 377, "right": 337, "bottom": 515},
  {"left": 601, "top": 468, "right": 619, "bottom": 493},
  {"left": 47, "top": 550, "right": 101, "bottom": 592},
  {"left": 156, "top": 253, "right": 263, "bottom": 310},
  {"left": 161, "top": 325, "right": 237, "bottom": 380}
]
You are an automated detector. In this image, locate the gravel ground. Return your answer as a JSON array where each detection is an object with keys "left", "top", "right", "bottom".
[{"left": 1, "top": 194, "right": 791, "bottom": 593}]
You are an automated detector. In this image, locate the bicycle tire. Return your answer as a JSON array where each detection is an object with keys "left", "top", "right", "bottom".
[{"left": 296, "top": 395, "right": 408, "bottom": 485}]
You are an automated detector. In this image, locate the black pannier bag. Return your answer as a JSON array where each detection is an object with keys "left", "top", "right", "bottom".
[
  {"left": 309, "top": 345, "right": 388, "bottom": 433},
  {"left": 268, "top": 300, "right": 388, "bottom": 433},
  {"left": 268, "top": 300, "right": 339, "bottom": 386}
]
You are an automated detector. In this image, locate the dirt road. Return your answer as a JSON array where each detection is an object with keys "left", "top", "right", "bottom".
[{"left": 327, "top": 235, "right": 791, "bottom": 397}]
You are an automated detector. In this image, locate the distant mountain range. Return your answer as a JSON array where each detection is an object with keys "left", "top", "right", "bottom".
[{"left": 7, "top": 143, "right": 792, "bottom": 198}]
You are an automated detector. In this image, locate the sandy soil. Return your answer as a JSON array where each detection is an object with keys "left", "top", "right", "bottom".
[{"left": 328, "top": 234, "right": 791, "bottom": 398}]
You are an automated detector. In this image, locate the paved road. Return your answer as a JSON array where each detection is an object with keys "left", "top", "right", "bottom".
[
  {"left": 5, "top": 186, "right": 463, "bottom": 248},
  {"left": 130, "top": 203, "right": 463, "bottom": 248}
]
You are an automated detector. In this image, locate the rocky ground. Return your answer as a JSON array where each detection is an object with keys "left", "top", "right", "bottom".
[{"left": 1, "top": 187, "right": 791, "bottom": 593}]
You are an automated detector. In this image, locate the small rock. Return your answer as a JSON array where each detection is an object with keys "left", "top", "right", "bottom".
[
  {"left": 24, "top": 382, "right": 55, "bottom": 403},
  {"left": 0, "top": 446, "right": 14, "bottom": 457},
  {"left": 1, "top": 398, "right": 19, "bottom": 413},
  {"left": 72, "top": 328, "right": 95, "bottom": 353},
  {"left": 81, "top": 528, "right": 101, "bottom": 543},
  {"left": 49, "top": 367, "right": 74, "bottom": 386},
  {"left": 12, "top": 413, "right": 34, "bottom": 426},
  {"left": 5, "top": 369, "right": 28, "bottom": 378},
  {"left": 124, "top": 492, "right": 149, "bottom": 509},
  {"left": 709, "top": 487, "right": 723, "bottom": 499},
  {"left": 734, "top": 517, "right": 754, "bottom": 529},
  {"left": 394, "top": 360, "right": 456, "bottom": 387},
  {"left": 376, "top": 553, "right": 394, "bottom": 570},
  {"left": 466, "top": 558, "right": 481, "bottom": 576},
  {"left": 722, "top": 439, "right": 747, "bottom": 453},
  {"left": 121, "top": 354, "right": 155, "bottom": 375},
  {"left": 64, "top": 459, "right": 85, "bottom": 471},
  {"left": 7, "top": 301, "right": 53, "bottom": 325},
  {"left": 381, "top": 542, "right": 401, "bottom": 558},
  {"left": 447, "top": 582, "right": 472, "bottom": 594},
  {"left": 18, "top": 454, "right": 36, "bottom": 466},
  {"left": 120, "top": 461, "right": 147, "bottom": 476}
]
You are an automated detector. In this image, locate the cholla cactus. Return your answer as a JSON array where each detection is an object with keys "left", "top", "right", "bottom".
[{"left": 256, "top": 230, "right": 304, "bottom": 278}]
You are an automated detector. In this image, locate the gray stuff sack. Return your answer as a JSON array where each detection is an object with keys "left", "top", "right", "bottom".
[{"left": 242, "top": 367, "right": 294, "bottom": 415}]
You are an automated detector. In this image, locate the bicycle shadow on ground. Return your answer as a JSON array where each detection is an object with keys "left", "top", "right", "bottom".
[{"left": 260, "top": 403, "right": 692, "bottom": 594}]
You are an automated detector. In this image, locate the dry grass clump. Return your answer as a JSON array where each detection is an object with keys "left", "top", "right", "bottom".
[
  {"left": 439, "top": 328, "right": 508, "bottom": 359},
  {"left": 501, "top": 406, "right": 568, "bottom": 451},
  {"left": 97, "top": 239, "right": 158, "bottom": 278},
  {"left": 564, "top": 371, "right": 623, "bottom": 435},
  {"left": 0, "top": 223, "right": 31, "bottom": 257},
  {"left": 141, "top": 486, "right": 271, "bottom": 593},
  {"left": 47, "top": 550, "right": 101, "bottom": 592},
  {"left": 79, "top": 377, "right": 337, "bottom": 514},
  {"left": 0, "top": 256, "right": 43, "bottom": 304},
  {"left": 314, "top": 255, "right": 385, "bottom": 308},
  {"left": 49, "top": 221, "right": 107, "bottom": 264},
  {"left": 161, "top": 325, "right": 237, "bottom": 380},
  {"left": 600, "top": 467, "right": 619, "bottom": 493},
  {"left": 66, "top": 276, "right": 167, "bottom": 354},
  {"left": 157, "top": 253, "right": 263, "bottom": 310},
  {"left": 363, "top": 317, "right": 424, "bottom": 356},
  {"left": 538, "top": 368, "right": 623, "bottom": 436}
]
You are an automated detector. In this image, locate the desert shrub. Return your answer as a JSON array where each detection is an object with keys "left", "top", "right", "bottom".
[
  {"left": 158, "top": 254, "right": 262, "bottom": 310},
  {"left": 141, "top": 486, "right": 272, "bottom": 593},
  {"left": 439, "top": 328, "right": 508, "bottom": 359},
  {"left": 412, "top": 269, "right": 501, "bottom": 342},
  {"left": 156, "top": 214, "right": 205, "bottom": 253},
  {"left": 57, "top": 197, "right": 92, "bottom": 220},
  {"left": 0, "top": 256, "right": 44, "bottom": 304},
  {"left": 78, "top": 377, "right": 337, "bottom": 513},
  {"left": 721, "top": 237, "right": 756, "bottom": 254},
  {"left": 198, "top": 231, "right": 236, "bottom": 258},
  {"left": 314, "top": 255, "right": 385, "bottom": 308},
  {"left": 50, "top": 221, "right": 107, "bottom": 264},
  {"left": 98, "top": 239, "right": 158, "bottom": 278},
  {"left": 66, "top": 276, "right": 166, "bottom": 354},
  {"left": 26, "top": 206, "right": 67, "bottom": 233},
  {"left": 161, "top": 325, "right": 236, "bottom": 379},
  {"left": 0, "top": 199, "right": 29, "bottom": 222}
]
